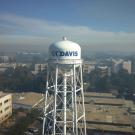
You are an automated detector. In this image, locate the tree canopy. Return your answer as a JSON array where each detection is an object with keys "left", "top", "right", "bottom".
[{"left": 0, "top": 66, "right": 46, "bottom": 92}]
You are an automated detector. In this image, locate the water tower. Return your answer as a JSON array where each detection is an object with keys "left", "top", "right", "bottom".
[{"left": 42, "top": 37, "right": 86, "bottom": 135}]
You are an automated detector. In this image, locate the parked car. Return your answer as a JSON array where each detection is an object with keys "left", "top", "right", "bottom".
[
  {"left": 27, "top": 127, "right": 39, "bottom": 133},
  {"left": 24, "top": 131, "right": 33, "bottom": 135}
]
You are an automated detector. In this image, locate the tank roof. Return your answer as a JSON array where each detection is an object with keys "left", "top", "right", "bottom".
[{"left": 49, "top": 38, "right": 81, "bottom": 61}]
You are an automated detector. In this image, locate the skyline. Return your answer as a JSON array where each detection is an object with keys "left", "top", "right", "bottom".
[{"left": 0, "top": 0, "right": 135, "bottom": 53}]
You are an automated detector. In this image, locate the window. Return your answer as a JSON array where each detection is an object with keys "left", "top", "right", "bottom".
[
  {"left": 4, "top": 99, "right": 9, "bottom": 104},
  {"left": 5, "top": 114, "right": 8, "bottom": 118},
  {"left": 4, "top": 106, "right": 9, "bottom": 111}
]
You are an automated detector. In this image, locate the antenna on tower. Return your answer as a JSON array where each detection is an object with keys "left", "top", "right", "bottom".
[{"left": 62, "top": 36, "right": 67, "bottom": 41}]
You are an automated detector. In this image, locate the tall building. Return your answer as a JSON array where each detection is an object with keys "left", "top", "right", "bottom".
[
  {"left": 0, "top": 93, "right": 12, "bottom": 124},
  {"left": 122, "top": 61, "right": 132, "bottom": 74}
]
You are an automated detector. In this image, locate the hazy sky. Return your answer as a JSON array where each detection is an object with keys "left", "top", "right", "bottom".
[{"left": 0, "top": 0, "right": 135, "bottom": 53}]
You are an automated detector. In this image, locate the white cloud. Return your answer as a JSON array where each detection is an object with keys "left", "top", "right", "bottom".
[{"left": 0, "top": 14, "right": 135, "bottom": 52}]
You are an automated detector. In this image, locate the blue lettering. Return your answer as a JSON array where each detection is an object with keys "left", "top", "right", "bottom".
[
  {"left": 60, "top": 52, "right": 64, "bottom": 56},
  {"left": 74, "top": 51, "right": 78, "bottom": 56},
  {"left": 69, "top": 51, "right": 73, "bottom": 56},
  {"left": 65, "top": 51, "right": 69, "bottom": 56},
  {"left": 56, "top": 51, "right": 60, "bottom": 56},
  {"left": 54, "top": 51, "right": 78, "bottom": 57}
]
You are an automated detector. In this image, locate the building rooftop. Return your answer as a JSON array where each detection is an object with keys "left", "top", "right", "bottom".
[
  {"left": 84, "top": 92, "right": 135, "bottom": 133},
  {"left": 12, "top": 92, "right": 43, "bottom": 107},
  {"left": 87, "top": 123, "right": 134, "bottom": 133},
  {"left": 0, "top": 92, "right": 9, "bottom": 98},
  {"left": 84, "top": 92, "right": 116, "bottom": 98},
  {"left": 84, "top": 97, "right": 124, "bottom": 106}
]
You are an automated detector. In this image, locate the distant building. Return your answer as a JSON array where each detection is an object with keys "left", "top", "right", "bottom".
[
  {"left": 131, "top": 60, "right": 135, "bottom": 74},
  {"left": 97, "top": 66, "right": 111, "bottom": 77},
  {"left": 0, "top": 63, "right": 28, "bottom": 74},
  {"left": 32, "top": 64, "right": 47, "bottom": 74},
  {"left": 0, "top": 63, "right": 11, "bottom": 74},
  {"left": 0, "top": 93, "right": 12, "bottom": 124},
  {"left": 122, "top": 61, "right": 132, "bottom": 74},
  {"left": 111, "top": 59, "right": 123, "bottom": 73},
  {"left": 83, "top": 61, "right": 95, "bottom": 73},
  {"left": 0, "top": 56, "right": 9, "bottom": 63}
]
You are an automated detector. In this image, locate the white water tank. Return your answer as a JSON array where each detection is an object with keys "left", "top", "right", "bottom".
[{"left": 49, "top": 37, "right": 81, "bottom": 60}]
